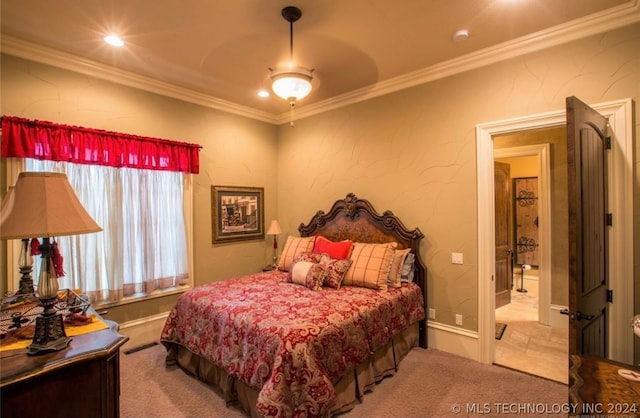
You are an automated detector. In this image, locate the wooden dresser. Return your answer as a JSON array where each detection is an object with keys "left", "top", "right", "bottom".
[
  {"left": 569, "top": 354, "right": 640, "bottom": 417},
  {"left": 0, "top": 314, "right": 128, "bottom": 418}
]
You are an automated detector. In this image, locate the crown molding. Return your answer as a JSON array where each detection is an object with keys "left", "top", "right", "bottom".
[
  {"left": 0, "top": 36, "right": 279, "bottom": 125},
  {"left": 278, "top": 0, "right": 640, "bottom": 124},
  {"left": 2, "top": 0, "right": 638, "bottom": 126}
]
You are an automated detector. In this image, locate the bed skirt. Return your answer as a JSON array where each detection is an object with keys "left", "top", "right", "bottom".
[{"left": 164, "top": 322, "right": 420, "bottom": 417}]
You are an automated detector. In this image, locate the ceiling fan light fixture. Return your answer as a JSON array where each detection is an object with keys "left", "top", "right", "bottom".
[
  {"left": 270, "top": 67, "right": 313, "bottom": 101},
  {"left": 270, "top": 5, "right": 315, "bottom": 105}
]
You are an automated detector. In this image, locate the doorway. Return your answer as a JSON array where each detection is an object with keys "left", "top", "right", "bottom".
[
  {"left": 492, "top": 143, "right": 568, "bottom": 383},
  {"left": 476, "top": 98, "right": 634, "bottom": 367}
]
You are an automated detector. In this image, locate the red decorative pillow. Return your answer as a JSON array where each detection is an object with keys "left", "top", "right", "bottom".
[
  {"left": 312, "top": 235, "right": 353, "bottom": 260},
  {"left": 320, "top": 256, "right": 352, "bottom": 289},
  {"left": 289, "top": 251, "right": 324, "bottom": 266}
]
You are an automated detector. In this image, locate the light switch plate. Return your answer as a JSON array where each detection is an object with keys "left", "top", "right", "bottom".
[{"left": 452, "top": 252, "right": 464, "bottom": 264}]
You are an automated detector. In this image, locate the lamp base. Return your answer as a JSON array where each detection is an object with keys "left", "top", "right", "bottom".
[
  {"left": 17, "top": 265, "right": 35, "bottom": 295},
  {"left": 27, "top": 312, "right": 71, "bottom": 355}
]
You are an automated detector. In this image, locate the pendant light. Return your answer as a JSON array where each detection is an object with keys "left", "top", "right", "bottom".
[{"left": 270, "top": 6, "right": 314, "bottom": 127}]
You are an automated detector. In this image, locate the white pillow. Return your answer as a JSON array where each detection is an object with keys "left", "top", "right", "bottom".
[{"left": 290, "top": 260, "right": 325, "bottom": 291}]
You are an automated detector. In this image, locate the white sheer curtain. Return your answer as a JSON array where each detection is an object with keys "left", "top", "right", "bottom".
[{"left": 25, "top": 159, "right": 189, "bottom": 304}]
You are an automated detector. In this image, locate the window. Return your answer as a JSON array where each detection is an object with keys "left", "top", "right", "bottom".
[
  {"left": 1, "top": 116, "right": 199, "bottom": 306},
  {"left": 22, "top": 159, "right": 192, "bottom": 306}
]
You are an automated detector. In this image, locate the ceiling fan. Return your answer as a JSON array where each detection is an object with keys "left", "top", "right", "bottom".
[{"left": 269, "top": 6, "right": 314, "bottom": 126}]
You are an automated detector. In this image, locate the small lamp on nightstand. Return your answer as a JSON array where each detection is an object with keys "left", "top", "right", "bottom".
[
  {"left": 266, "top": 220, "right": 283, "bottom": 268},
  {"left": 0, "top": 172, "right": 102, "bottom": 355}
]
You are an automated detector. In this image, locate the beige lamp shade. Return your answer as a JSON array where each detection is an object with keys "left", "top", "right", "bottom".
[
  {"left": 266, "top": 220, "right": 283, "bottom": 235},
  {"left": 0, "top": 172, "right": 102, "bottom": 239}
]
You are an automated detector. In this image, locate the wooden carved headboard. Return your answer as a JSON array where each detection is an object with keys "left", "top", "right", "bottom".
[{"left": 298, "top": 192, "right": 427, "bottom": 348}]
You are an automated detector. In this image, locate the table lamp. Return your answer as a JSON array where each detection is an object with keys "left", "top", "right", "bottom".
[
  {"left": 0, "top": 172, "right": 102, "bottom": 355},
  {"left": 266, "top": 220, "right": 283, "bottom": 268}
]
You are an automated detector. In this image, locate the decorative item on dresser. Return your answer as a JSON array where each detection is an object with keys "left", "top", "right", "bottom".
[
  {"left": 0, "top": 308, "right": 128, "bottom": 418},
  {"left": 0, "top": 172, "right": 102, "bottom": 355},
  {"left": 161, "top": 192, "right": 427, "bottom": 417},
  {"left": 570, "top": 307, "right": 640, "bottom": 409}
]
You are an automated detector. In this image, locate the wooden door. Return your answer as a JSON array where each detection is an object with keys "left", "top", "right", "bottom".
[
  {"left": 494, "top": 162, "right": 512, "bottom": 308},
  {"left": 566, "top": 96, "right": 609, "bottom": 357}
]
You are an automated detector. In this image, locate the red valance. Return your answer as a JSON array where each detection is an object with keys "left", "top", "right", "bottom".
[{"left": 1, "top": 116, "right": 200, "bottom": 174}]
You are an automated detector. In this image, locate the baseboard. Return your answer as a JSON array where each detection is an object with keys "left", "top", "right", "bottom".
[
  {"left": 549, "top": 304, "right": 569, "bottom": 329},
  {"left": 117, "top": 312, "right": 170, "bottom": 352},
  {"left": 427, "top": 320, "right": 480, "bottom": 361}
]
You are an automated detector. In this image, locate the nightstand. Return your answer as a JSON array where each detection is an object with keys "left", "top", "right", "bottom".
[{"left": 0, "top": 309, "right": 128, "bottom": 418}]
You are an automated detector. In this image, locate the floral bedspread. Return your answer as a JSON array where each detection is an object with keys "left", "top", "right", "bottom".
[{"left": 160, "top": 270, "right": 424, "bottom": 417}]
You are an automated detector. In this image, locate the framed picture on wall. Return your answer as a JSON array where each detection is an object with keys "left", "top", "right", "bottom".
[{"left": 211, "top": 185, "right": 264, "bottom": 244}]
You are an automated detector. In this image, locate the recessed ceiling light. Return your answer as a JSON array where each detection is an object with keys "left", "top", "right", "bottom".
[
  {"left": 258, "top": 90, "right": 270, "bottom": 98},
  {"left": 103, "top": 34, "right": 124, "bottom": 47},
  {"left": 452, "top": 29, "right": 469, "bottom": 42}
]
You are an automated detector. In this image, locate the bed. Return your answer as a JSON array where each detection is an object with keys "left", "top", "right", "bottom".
[{"left": 161, "top": 193, "right": 427, "bottom": 417}]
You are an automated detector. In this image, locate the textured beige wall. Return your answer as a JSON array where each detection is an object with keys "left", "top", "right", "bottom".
[
  {"left": 0, "top": 55, "right": 278, "bottom": 323},
  {"left": 275, "top": 23, "right": 640, "bottom": 334},
  {"left": 495, "top": 156, "right": 537, "bottom": 178}
]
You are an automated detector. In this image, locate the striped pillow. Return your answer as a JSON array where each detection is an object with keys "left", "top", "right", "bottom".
[
  {"left": 342, "top": 242, "right": 397, "bottom": 290},
  {"left": 388, "top": 248, "right": 411, "bottom": 288},
  {"left": 277, "top": 236, "right": 315, "bottom": 271}
]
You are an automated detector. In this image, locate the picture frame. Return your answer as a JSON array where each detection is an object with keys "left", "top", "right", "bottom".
[{"left": 211, "top": 185, "right": 264, "bottom": 244}]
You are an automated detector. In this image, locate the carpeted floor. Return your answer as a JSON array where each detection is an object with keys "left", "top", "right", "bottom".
[{"left": 120, "top": 343, "right": 569, "bottom": 417}]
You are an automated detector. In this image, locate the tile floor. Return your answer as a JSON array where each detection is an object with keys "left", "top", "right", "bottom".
[{"left": 495, "top": 279, "right": 568, "bottom": 384}]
